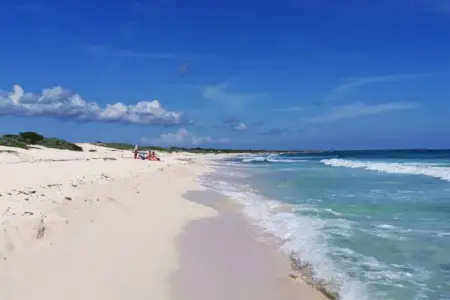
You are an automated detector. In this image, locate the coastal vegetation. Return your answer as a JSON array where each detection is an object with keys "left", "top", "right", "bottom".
[
  {"left": 2, "top": 132, "right": 439, "bottom": 155},
  {"left": 0, "top": 132, "right": 83, "bottom": 151},
  {"left": 0, "top": 132, "right": 264, "bottom": 153},
  {"left": 94, "top": 142, "right": 266, "bottom": 154},
  {"left": 1, "top": 131, "right": 315, "bottom": 154}
]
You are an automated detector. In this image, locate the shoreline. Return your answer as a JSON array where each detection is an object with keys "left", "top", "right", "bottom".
[
  {"left": 196, "top": 157, "right": 343, "bottom": 300},
  {"left": 173, "top": 189, "right": 330, "bottom": 300},
  {"left": 0, "top": 144, "right": 328, "bottom": 300}
]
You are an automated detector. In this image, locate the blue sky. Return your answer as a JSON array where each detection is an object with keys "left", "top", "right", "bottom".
[{"left": 1, "top": 0, "right": 449, "bottom": 150}]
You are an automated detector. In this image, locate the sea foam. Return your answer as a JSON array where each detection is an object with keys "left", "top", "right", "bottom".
[{"left": 321, "top": 158, "right": 450, "bottom": 182}]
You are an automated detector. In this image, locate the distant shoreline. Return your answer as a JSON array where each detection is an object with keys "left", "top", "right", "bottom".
[{"left": 1, "top": 131, "right": 448, "bottom": 154}]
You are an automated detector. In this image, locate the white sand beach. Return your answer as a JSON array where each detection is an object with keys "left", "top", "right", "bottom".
[{"left": 0, "top": 144, "right": 328, "bottom": 300}]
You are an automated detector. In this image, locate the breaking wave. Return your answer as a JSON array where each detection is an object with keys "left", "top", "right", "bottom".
[
  {"left": 241, "top": 156, "right": 303, "bottom": 164},
  {"left": 321, "top": 158, "right": 450, "bottom": 182}
]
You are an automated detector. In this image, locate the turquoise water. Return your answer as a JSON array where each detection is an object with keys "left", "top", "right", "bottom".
[{"left": 199, "top": 150, "right": 450, "bottom": 300}]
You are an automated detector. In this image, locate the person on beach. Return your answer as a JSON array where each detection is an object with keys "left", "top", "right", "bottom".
[
  {"left": 149, "top": 151, "right": 160, "bottom": 161},
  {"left": 133, "top": 145, "right": 138, "bottom": 159}
]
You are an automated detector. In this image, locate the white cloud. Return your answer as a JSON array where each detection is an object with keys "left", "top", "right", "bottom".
[
  {"left": 0, "top": 85, "right": 183, "bottom": 125},
  {"left": 323, "top": 73, "right": 426, "bottom": 102},
  {"left": 232, "top": 122, "right": 248, "bottom": 131},
  {"left": 333, "top": 74, "right": 421, "bottom": 93},
  {"left": 141, "top": 128, "right": 231, "bottom": 146},
  {"left": 159, "top": 128, "right": 190, "bottom": 144},
  {"left": 222, "top": 118, "right": 248, "bottom": 131},
  {"left": 308, "top": 102, "right": 418, "bottom": 122}
]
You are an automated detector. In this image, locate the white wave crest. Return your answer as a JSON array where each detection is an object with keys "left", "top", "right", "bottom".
[
  {"left": 197, "top": 175, "right": 368, "bottom": 300},
  {"left": 321, "top": 159, "right": 450, "bottom": 182},
  {"left": 242, "top": 156, "right": 266, "bottom": 163},
  {"left": 241, "top": 156, "right": 302, "bottom": 163}
]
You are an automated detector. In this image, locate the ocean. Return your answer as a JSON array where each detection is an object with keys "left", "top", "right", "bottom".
[{"left": 198, "top": 150, "right": 450, "bottom": 300}]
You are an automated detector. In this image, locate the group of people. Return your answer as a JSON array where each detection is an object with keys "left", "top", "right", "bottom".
[{"left": 133, "top": 145, "right": 160, "bottom": 161}]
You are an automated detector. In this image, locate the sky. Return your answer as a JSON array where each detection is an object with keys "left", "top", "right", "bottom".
[{"left": 0, "top": 0, "right": 450, "bottom": 150}]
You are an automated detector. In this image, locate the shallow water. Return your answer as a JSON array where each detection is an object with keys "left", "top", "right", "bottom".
[{"left": 199, "top": 150, "right": 450, "bottom": 300}]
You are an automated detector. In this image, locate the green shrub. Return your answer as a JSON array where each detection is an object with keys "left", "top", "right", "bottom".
[
  {"left": 0, "top": 136, "right": 29, "bottom": 149},
  {"left": 95, "top": 142, "right": 134, "bottom": 150},
  {"left": 19, "top": 132, "right": 45, "bottom": 144},
  {"left": 38, "top": 138, "right": 83, "bottom": 151},
  {"left": 0, "top": 132, "right": 83, "bottom": 151}
]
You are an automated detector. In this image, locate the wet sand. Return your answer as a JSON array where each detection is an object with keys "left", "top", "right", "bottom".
[{"left": 172, "top": 190, "right": 329, "bottom": 300}]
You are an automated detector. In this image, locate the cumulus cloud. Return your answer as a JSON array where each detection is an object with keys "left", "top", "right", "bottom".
[
  {"left": 308, "top": 102, "right": 418, "bottom": 122},
  {"left": 0, "top": 85, "right": 183, "bottom": 125},
  {"left": 141, "top": 128, "right": 230, "bottom": 146}
]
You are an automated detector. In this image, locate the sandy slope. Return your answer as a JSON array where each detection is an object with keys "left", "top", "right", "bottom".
[
  {"left": 0, "top": 144, "right": 326, "bottom": 300},
  {"left": 0, "top": 144, "right": 216, "bottom": 299}
]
